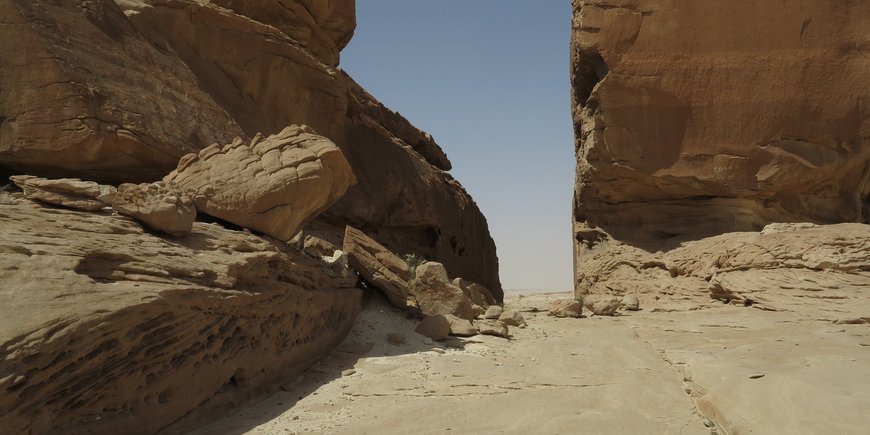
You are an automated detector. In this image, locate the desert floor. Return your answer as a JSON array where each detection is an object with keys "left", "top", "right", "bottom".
[{"left": 192, "top": 292, "right": 870, "bottom": 435}]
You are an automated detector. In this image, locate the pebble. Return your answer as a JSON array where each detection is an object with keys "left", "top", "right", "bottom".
[
  {"left": 749, "top": 373, "right": 765, "bottom": 379},
  {"left": 430, "top": 348, "right": 445, "bottom": 354},
  {"left": 342, "top": 369, "right": 356, "bottom": 377}
]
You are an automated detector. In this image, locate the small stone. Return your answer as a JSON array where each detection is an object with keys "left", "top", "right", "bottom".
[
  {"left": 484, "top": 305, "right": 504, "bottom": 319},
  {"left": 447, "top": 315, "right": 479, "bottom": 337},
  {"left": 341, "top": 369, "right": 356, "bottom": 377},
  {"left": 702, "top": 418, "right": 715, "bottom": 427},
  {"left": 415, "top": 315, "right": 451, "bottom": 340},
  {"left": 621, "top": 293, "right": 640, "bottom": 311},
  {"left": 498, "top": 310, "right": 526, "bottom": 327},
  {"left": 386, "top": 333, "right": 406, "bottom": 345},
  {"left": 583, "top": 295, "right": 621, "bottom": 316},
  {"left": 430, "top": 348, "right": 445, "bottom": 354},
  {"left": 548, "top": 299, "right": 582, "bottom": 318},
  {"left": 749, "top": 373, "right": 765, "bottom": 379},
  {"left": 474, "top": 320, "right": 509, "bottom": 338}
]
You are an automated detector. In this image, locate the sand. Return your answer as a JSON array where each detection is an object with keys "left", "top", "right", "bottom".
[{"left": 192, "top": 292, "right": 870, "bottom": 435}]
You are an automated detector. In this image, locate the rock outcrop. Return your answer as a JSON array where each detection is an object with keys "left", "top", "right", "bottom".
[
  {"left": 11, "top": 175, "right": 115, "bottom": 211},
  {"left": 0, "top": 197, "right": 361, "bottom": 434},
  {"left": 112, "top": 182, "right": 196, "bottom": 237},
  {"left": 572, "top": 0, "right": 870, "bottom": 299},
  {"left": 164, "top": 125, "right": 355, "bottom": 241},
  {"left": 0, "top": 0, "right": 501, "bottom": 297}
]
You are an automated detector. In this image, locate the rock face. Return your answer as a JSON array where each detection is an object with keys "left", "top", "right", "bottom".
[
  {"left": 572, "top": 0, "right": 870, "bottom": 297},
  {"left": 343, "top": 226, "right": 410, "bottom": 309},
  {"left": 112, "top": 182, "right": 196, "bottom": 237},
  {"left": 0, "top": 198, "right": 361, "bottom": 434},
  {"left": 0, "top": 0, "right": 500, "bottom": 297},
  {"left": 164, "top": 125, "right": 355, "bottom": 241},
  {"left": 11, "top": 175, "right": 115, "bottom": 211}
]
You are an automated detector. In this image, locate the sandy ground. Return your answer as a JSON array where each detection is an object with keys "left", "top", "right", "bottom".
[{"left": 192, "top": 292, "right": 870, "bottom": 435}]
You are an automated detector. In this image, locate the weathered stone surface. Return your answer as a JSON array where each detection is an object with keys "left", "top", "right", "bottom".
[
  {"left": 548, "top": 299, "right": 582, "bottom": 318},
  {"left": 1, "top": 0, "right": 501, "bottom": 298},
  {"left": 343, "top": 225, "right": 410, "bottom": 309},
  {"left": 572, "top": 0, "right": 870, "bottom": 248},
  {"left": 164, "top": 125, "right": 355, "bottom": 241},
  {"left": 621, "top": 293, "right": 640, "bottom": 311},
  {"left": 576, "top": 223, "right": 870, "bottom": 317},
  {"left": 0, "top": 198, "right": 361, "bottom": 434},
  {"left": 446, "top": 315, "right": 479, "bottom": 337},
  {"left": 583, "top": 295, "right": 621, "bottom": 317},
  {"left": 10, "top": 175, "right": 115, "bottom": 211},
  {"left": 484, "top": 305, "right": 504, "bottom": 320},
  {"left": 112, "top": 182, "right": 195, "bottom": 236},
  {"left": 410, "top": 262, "right": 476, "bottom": 321},
  {"left": 453, "top": 278, "right": 495, "bottom": 308},
  {"left": 207, "top": 0, "right": 355, "bottom": 66},
  {"left": 474, "top": 320, "right": 510, "bottom": 339},
  {"left": 572, "top": 0, "right": 870, "bottom": 302},
  {"left": 0, "top": 0, "right": 244, "bottom": 182},
  {"left": 415, "top": 315, "right": 451, "bottom": 341},
  {"left": 498, "top": 311, "right": 526, "bottom": 327}
]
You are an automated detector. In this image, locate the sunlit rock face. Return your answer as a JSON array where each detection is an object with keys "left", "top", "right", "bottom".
[{"left": 571, "top": 0, "right": 870, "bottom": 297}]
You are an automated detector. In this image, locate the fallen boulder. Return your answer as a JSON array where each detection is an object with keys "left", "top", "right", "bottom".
[
  {"left": 165, "top": 125, "right": 355, "bottom": 241},
  {"left": 475, "top": 320, "right": 509, "bottom": 338},
  {"left": 415, "top": 315, "right": 452, "bottom": 341},
  {"left": 498, "top": 310, "right": 527, "bottom": 327},
  {"left": 583, "top": 295, "right": 621, "bottom": 316},
  {"left": 10, "top": 175, "right": 115, "bottom": 211},
  {"left": 484, "top": 305, "right": 504, "bottom": 320},
  {"left": 548, "top": 299, "right": 582, "bottom": 318},
  {"left": 446, "top": 315, "right": 479, "bottom": 337},
  {"left": 410, "top": 262, "right": 476, "bottom": 320},
  {"left": 343, "top": 226, "right": 411, "bottom": 308}
]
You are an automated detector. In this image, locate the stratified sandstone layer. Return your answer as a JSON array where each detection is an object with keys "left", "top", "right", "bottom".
[
  {"left": 572, "top": 0, "right": 870, "bottom": 295},
  {"left": 0, "top": 198, "right": 361, "bottom": 434},
  {"left": 0, "top": 0, "right": 501, "bottom": 297}
]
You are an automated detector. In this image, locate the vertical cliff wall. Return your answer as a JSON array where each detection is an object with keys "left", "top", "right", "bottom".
[{"left": 572, "top": 0, "right": 870, "bottom": 294}]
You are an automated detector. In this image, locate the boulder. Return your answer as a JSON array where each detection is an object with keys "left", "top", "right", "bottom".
[
  {"left": 164, "top": 125, "right": 355, "bottom": 240},
  {"left": 498, "top": 310, "right": 527, "bottom": 327},
  {"left": 112, "top": 182, "right": 196, "bottom": 237},
  {"left": 475, "top": 320, "right": 509, "bottom": 339},
  {"left": 415, "top": 315, "right": 451, "bottom": 341},
  {"left": 484, "top": 305, "right": 504, "bottom": 320},
  {"left": 343, "top": 226, "right": 411, "bottom": 309},
  {"left": 548, "top": 299, "right": 583, "bottom": 318},
  {"left": 0, "top": 198, "right": 361, "bottom": 435},
  {"left": 410, "top": 262, "right": 476, "bottom": 320},
  {"left": 583, "top": 295, "right": 621, "bottom": 317},
  {"left": 453, "top": 277, "right": 494, "bottom": 308},
  {"left": 621, "top": 293, "right": 640, "bottom": 311},
  {"left": 446, "top": 315, "right": 479, "bottom": 337},
  {"left": 10, "top": 175, "right": 115, "bottom": 211}
]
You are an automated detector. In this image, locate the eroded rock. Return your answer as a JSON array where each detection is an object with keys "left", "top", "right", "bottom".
[
  {"left": 0, "top": 199, "right": 361, "bottom": 435},
  {"left": 415, "top": 315, "right": 451, "bottom": 341},
  {"left": 165, "top": 125, "right": 355, "bottom": 240},
  {"left": 583, "top": 295, "right": 621, "bottom": 317},
  {"left": 112, "top": 182, "right": 195, "bottom": 237},
  {"left": 446, "top": 315, "right": 479, "bottom": 337},
  {"left": 10, "top": 175, "right": 115, "bottom": 211},
  {"left": 410, "top": 262, "right": 476, "bottom": 320},
  {"left": 343, "top": 226, "right": 410, "bottom": 309},
  {"left": 498, "top": 310, "right": 527, "bottom": 327},
  {"left": 548, "top": 299, "right": 583, "bottom": 318},
  {"left": 475, "top": 320, "right": 509, "bottom": 338},
  {"left": 484, "top": 305, "right": 504, "bottom": 320}
]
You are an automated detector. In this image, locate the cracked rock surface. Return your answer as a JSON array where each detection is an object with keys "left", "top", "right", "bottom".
[{"left": 0, "top": 198, "right": 362, "bottom": 434}]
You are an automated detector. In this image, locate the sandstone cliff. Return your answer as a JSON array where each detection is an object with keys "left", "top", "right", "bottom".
[
  {"left": 0, "top": 0, "right": 501, "bottom": 297},
  {"left": 572, "top": 0, "right": 870, "bottom": 300}
]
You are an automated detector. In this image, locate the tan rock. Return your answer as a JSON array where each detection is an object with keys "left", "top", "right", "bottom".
[
  {"left": 583, "top": 295, "right": 621, "bottom": 317},
  {"left": 303, "top": 234, "right": 341, "bottom": 258},
  {"left": 165, "top": 125, "right": 355, "bottom": 241},
  {"left": 410, "top": 262, "right": 476, "bottom": 320},
  {"left": 0, "top": 0, "right": 244, "bottom": 181},
  {"left": 484, "top": 305, "right": 504, "bottom": 320},
  {"left": 415, "top": 315, "right": 451, "bottom": 341},
  {"left": 453, "top": 277, "right": 494, "bottom": 308},
  {"left": 446, "top": 315, "right": 479, "bottom": 337},
  {"left": 548, "top": 299, "right": 582, "bottom": 318},
  {"left": 112, "top": 182, "right": 196, "bottom": 237},
  {"left": 0, "top": 199, "right": 361, "bottom": 435},
  {"left": 621, "top": 294, "right": 640, "bottom": 311},
  {"left": 498, "top": 310, "right": 527, "bottom": 327},
  {"left": 10, "top": 175, "right": 115, "bottom": 211},
  {"left": 474, "top": 320, "right": 509, "bottom": 338},
  {"left": 343, "top": 226, "right": 410, "bottom": 309}
]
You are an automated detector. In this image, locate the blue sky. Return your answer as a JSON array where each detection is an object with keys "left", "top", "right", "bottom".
[{"left": 341, "top": 1, "right": 575, "bottom": 291}]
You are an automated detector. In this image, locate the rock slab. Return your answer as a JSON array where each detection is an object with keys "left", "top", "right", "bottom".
[{"left": 343, "top": 225, "right": 410, "bottom": 309}]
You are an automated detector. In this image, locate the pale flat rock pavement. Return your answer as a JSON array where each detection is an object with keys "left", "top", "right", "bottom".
[{"left": 191, "top": 292, "right": 870, "bottom": 435}]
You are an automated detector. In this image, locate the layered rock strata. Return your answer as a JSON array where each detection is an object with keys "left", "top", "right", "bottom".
[
  {"left": 0, "top": 0, "right": 501, "bottom": 297},
  {"left": 572, "top": 0, "right": 870, "bottom": 297},
  {"left": 0, "top": 198, "right": 361, "bottom": 434}
]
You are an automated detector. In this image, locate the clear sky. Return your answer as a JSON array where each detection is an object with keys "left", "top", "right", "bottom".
[{"left": 341, "top": 1, "right": 575, "bottom": 291}]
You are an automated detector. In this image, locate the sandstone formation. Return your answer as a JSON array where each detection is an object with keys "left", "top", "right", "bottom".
[
  {"left": 410, "top": 262, "right": 477, "bottom": 321},
  {"left": 0, "top": 197, "right": 361, "bottom": 434},
  {"left": 112, "top": 182, "right": 196, "bottom": 237},
  {"left": 11, "top": 175, "right": 115, "bottom": 211},
  {"left": 343, "top": 226, "right": 410, "bottom": 309},
  {"left": 572, "top": 0, "right": 870, "bottom": 298},
  {"left": 165, "top": 125, "right": 355, "bottom": 241},
  {"left": 0, "top": 0, "right": 500, "bottom": 297}
]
